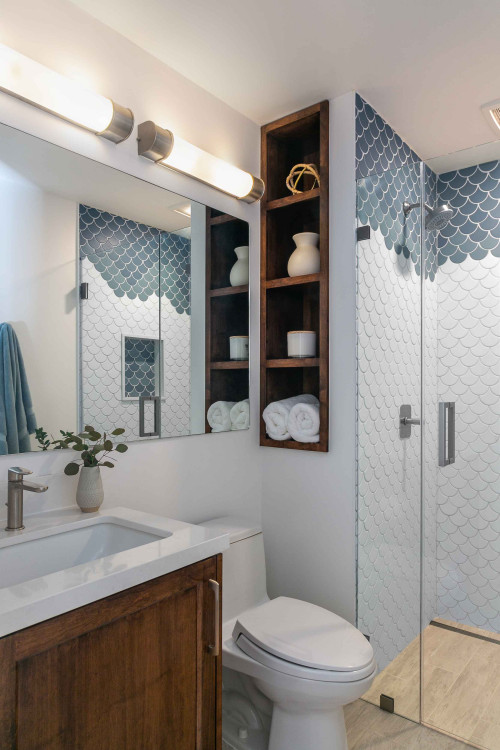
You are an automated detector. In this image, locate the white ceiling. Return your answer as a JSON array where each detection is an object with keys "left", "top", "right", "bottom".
[{"left": 70, "top": 0, "right": 500, "bottom": 171}]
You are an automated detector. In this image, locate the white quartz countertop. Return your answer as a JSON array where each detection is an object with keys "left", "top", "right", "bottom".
[{"left": 0, "top": 506, "right": 229, "bottom": 637}]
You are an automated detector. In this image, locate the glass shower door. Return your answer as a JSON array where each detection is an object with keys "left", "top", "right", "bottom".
[
  {"left": 421, "top": 161, "right": 500, "bottom": 748},
  {"left": 356, "top": 160, "right": 424, "bottom": 722}
]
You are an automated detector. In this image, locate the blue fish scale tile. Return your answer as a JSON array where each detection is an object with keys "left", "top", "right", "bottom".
[
  {"left": 437, "top": 161, "right": 500, "bottom": 266},
  {"left": 124, "top": 336, "right": 157, "bottom": 398},
  {"left": 357, "top": 162, "right": 423, "bottom": 276},
  {"left": 79, "top": 205, "right": 191, "bottom": 313},
  {"left": 355, "top": 94, "right": 420, "bottom": 180}
]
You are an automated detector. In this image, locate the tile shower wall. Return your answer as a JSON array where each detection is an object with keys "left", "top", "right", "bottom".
[
  {"left": 356, "top": 163, "right": 422, "bottom": 670},
  {"left": 356, "top": 95, "right": 440, "bottom": 669},
  {"left": 435, "top": 162, "right": 500, "bottom": 632},
  {"left": 79, "top": 205, "right": 192, "bottom": 441}
]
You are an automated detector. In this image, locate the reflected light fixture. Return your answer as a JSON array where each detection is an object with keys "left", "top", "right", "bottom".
[
  {"left": 0, "top": 43, "right": 134, "bottom": 143},
  {"left": 173, "top": 202, "right": 192, "bottom": 218},
  {"left": 137, "top": 120, "right": 265, "bottom": 203}
]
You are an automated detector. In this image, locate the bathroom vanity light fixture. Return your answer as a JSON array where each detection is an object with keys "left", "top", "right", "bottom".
[
  {"left": 0, "top": 44, "right": 134, "bottom": 143},
  {"left": 137, "top": 121, "right": 265, "bottom": 203}
]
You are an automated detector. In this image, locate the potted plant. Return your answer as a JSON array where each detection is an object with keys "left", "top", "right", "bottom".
[{"left": 36, "top": 426, "right": 128, "bottom": 512}]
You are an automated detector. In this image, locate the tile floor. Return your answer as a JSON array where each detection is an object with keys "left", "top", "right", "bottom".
[
  {"left": 362, "top": 620, "right": 500, "bottom": 749},
  {"left": 345, "top": 700, "right": 470, "bottom": 749}
]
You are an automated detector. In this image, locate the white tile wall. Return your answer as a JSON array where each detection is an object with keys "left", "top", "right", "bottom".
[
  {"left": 356, "top": 225, "right": 422, "bottom": 669},
  {"left": 80, "top": 257, "right": 191, "bottom": 441},
  {"left": 436, "top": 253, "right": 500, "bottom": 630}
]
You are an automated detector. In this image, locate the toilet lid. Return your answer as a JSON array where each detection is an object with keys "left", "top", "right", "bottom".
[{"left": 232, "top": 597, "right": 374, "bottom": 672}]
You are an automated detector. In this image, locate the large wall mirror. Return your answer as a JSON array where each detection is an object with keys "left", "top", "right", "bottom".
[{"left": 0, "top": 123, "right": 250, "bottom": 454}]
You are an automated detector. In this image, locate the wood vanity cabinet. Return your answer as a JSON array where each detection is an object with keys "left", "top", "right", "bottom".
[{"left": 0, "top": 555, "right": 222, "bottom": 750}]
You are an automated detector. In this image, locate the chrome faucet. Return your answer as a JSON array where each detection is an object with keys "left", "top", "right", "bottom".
[{"left": 5, "top": 467, "right": 48, "bottom": 531}]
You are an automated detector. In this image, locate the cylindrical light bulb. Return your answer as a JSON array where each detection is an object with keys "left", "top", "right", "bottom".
[
  {"left": 0, "top": 44, "right": 133, "bottom": 142},
  {"left": 137, "top": 121, "right": 264, "bottom": 202},
  {"left": 162, "top": 137, "right": 254, "bottom": 199}
]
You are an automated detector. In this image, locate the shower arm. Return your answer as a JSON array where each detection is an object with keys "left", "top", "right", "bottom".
[{"left": 403, "top": 201, "right": 433, "bottom": 216}]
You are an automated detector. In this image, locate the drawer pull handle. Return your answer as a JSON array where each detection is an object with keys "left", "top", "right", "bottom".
[{"left": 208, "top": 579, "right": 220, "bottom": 657}]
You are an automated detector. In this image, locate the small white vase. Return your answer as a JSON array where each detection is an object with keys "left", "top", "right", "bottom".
[
  {"left": 76, "top": 466, "right": 104, "bottom": 513},
  {"left": 229, "top": 246, "right": 249, "bottom": 286},
  {"left": 287, "top": 232, "right": 320, "bottom": 277}
]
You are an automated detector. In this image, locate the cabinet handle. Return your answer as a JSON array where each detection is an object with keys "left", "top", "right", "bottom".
[{"left": 208, "top": 579, "right": 220, "bottom": 657}]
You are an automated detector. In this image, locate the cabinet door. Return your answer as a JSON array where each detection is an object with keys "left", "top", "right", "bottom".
[{"left": 0, "top": 556, "right": 222, "bottom": 750}]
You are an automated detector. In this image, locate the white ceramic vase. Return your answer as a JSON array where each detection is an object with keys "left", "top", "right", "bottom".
[
  {"left": 287, "top": 232, "right": 320, "bottom": 277},
  {"left": 76, "top": 466, "right": 104, "bottom": 513},
  {"left": 229, "top": 246, "right": 249, "bottom": 286}
]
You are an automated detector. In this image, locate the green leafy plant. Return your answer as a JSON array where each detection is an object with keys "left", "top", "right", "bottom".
[
  {"left": 62, "top": 426, "right": 128, "bottom": 476},
  {"left": 34, "top": 427, "right": 51, "bottom": 451},
  {"left": 35, "top": 428, "right": 79, "bottom": 452},
  {"left": 34, "top": 426, "right": 128, "bottom": 474}
]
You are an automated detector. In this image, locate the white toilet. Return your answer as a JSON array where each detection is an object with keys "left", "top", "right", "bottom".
[{"left": 202, "top": 517, "right": 376, "bottom": 750}]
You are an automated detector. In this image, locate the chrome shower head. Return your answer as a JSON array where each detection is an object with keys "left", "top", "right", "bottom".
[
  {"left": 425, "top": 204, "right": 453, "bottom": 231},
  {"left": 403, "top": 201, "right": 453, "bottom": 231}
]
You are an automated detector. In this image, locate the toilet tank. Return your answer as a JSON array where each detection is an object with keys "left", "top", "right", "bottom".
[{"left": 201, "top": 517, "right": 268, "bottom": 622}]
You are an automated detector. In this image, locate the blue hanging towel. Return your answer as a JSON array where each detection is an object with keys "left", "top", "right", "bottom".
[{"left": 0, "top": 323, "right": 37, "bottom": 454}]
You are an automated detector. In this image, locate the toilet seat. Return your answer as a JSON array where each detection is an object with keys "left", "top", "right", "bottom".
[
  {"left": 235, "top": 634, "right": 376, "bottom": 683},
  {"left": 232, "top": 597, "right": 375, "bottom": 683}
]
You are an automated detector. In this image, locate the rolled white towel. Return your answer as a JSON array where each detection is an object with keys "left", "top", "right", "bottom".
[
  {"left": 207, "top": 401, "right": 235, "bottom": 432},
  {"left": 288, "top": 401, "right": 320, "bottom": 443},
  {"left": 263, "top": 394, "right": 319, "bottom": 441},
  {"left": 230, "top": 399, "right": 249, "bottom": 430}
]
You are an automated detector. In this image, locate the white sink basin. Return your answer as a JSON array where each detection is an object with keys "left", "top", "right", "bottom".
[
  {"left": 0, "top": 507, "right": 229, "bottom": 637},
  {"left": 0, "top": 520, "right": 166, "bottom": 588}
]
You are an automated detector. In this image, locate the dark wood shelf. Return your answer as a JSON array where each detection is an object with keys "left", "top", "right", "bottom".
[
  {"left": 260, "top": 101, "right": 329, "bottom": 452},
  {"left": 260, "top": 437, "right": 325, "bottom": 452},
  {"left": 205, "top": 208, "right": 250, "bottom": 432},
  {"left": 208, "top": 213, "right": 241, "bottom": 225},
  {"left": 208, "top": 285, "right": 248, "bottom": 297},
  {"left": 265, "top": 274, "right": 320, "bottom": 289},
  {"left": 266, "top": 188, "right": 320, "bottom": 211},
  {"left": 210, "top": 361, "right": 249, "bottom": 370},
  {"left": 266, "top": 358, "right": 319, "bottom": 368}
]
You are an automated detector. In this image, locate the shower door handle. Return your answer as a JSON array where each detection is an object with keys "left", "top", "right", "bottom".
[
  {"left": 439, "top": 402, "right": 455, "bottom": 466},
  {"left": 139, "top": 395, "right": 161, "bottom": 438}
]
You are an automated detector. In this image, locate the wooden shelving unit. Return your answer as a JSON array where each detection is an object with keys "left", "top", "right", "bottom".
[
  {"left": 260, "top": 101, "right": 329, "bottom": 451},
  {"left": 205, "top": 208, "right": 249, "bottom": 432}
]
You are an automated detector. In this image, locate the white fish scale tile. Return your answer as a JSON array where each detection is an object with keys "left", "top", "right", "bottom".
[
  {"left": 357, "top": 225, "right": 423, "bottom": 670},
  {"left": 436, "top": 255, "right": 500, "bottom": 629},
  {"left": 80, "top": 258, "right": 191, "bottom": 442}
]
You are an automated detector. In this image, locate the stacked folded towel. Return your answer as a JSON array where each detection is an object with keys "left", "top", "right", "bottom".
[
  {"left": 289, "top": 400, "right": 320, "bottom": 443},
  {"left": 207, "top": 401, "right": 235, "bottom": 432},
  {"left": 207, "top": 399, "right": 249, "bottom": 432},
  {"left": 230, "top": 399, "right": 250, "bottom": 430},
  {"left": 262, "top": 394, "right": 319, "bottom": 442}
]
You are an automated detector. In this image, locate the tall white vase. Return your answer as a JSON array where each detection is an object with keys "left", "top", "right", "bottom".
[
  {"left": 76, "top": 466, "right": 104, "bottom": 513},
  {"left": 287, "top": 232, "right": 320, "bottom": 277},
  {"left": 229, "top": 246, "right": 249, "bottom": 286}
]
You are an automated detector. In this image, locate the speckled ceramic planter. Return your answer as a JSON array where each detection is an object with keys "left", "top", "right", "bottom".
[{"left": 76, "top": 467, "right": 104, "bottom": 513}]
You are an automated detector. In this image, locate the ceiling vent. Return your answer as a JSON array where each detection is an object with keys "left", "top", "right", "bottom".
[{"left": 482, "top": 100, "right": 500, "bottom": 134}]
